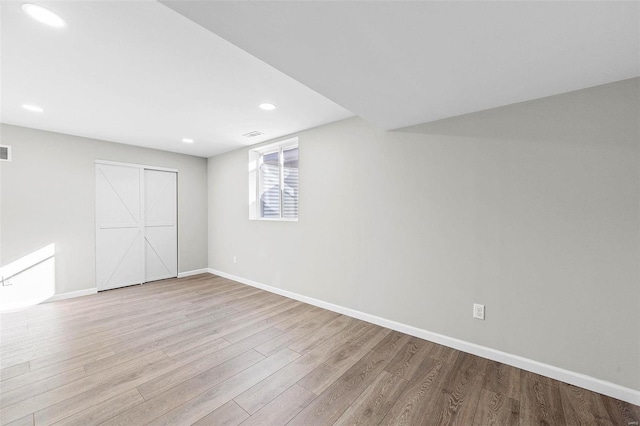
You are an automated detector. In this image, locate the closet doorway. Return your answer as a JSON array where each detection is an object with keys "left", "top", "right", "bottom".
[{"left": 95, "top": 161, "right": 177, "bottom": 291}]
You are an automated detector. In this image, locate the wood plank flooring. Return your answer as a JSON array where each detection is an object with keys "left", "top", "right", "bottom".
[{"left": 0, "top": 274, "right": 638, "bottom": 425}]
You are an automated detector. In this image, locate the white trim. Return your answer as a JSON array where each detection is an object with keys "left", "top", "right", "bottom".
[
  {"left": 45, "top": 288, "right": 97, "bottom": 303},
  {"left": 206, "top": 268, "right": 640, "bottom": 405},
  {"left": 250, "top": 137, "right": 298, "bottom": 154},
  {"left": 94, "top": 159, "right": 178, "bottom": 173},
  {"left": 257, "top": 217, "right": 299, "bottom": 222},
  {"left": 139, "top": 167, "right": 146, "bottom": 285},
  {"left": 178, "top": 268, "right": 209, "bottom": 278}
]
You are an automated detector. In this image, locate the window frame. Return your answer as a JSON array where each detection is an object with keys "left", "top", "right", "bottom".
[{"left": 249, "top": 137, "right": 299, "bottom": 222}]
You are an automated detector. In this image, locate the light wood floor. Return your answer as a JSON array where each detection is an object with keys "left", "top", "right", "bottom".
[{"left": 0, "top": 274, "right": 638, "bottom": 425}]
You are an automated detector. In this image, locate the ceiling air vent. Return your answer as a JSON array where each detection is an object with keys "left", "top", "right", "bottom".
[
  {"left": 0, "top": 145, "right": 11, "bottom": 162},
  {"left": 243, "top": 131, "right": 264, "bottom": 138}
]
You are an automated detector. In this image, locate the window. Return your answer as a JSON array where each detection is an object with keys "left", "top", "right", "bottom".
[{"left": 249, "top": 138, "right": 298, "bottom": 221}]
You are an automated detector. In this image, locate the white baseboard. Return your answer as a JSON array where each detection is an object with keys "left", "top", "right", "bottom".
[
  {"left": 45, "top": 288, "right": 97, "bottom": 303},
  {"left": 207, "top": 268, "right": 640, "bottom": 405},
  {"left": 36, "top": 271, "right": 207, "bottom": 307},
  {"left": 178, "top": 268, "right": 210, "bottom": 278}
]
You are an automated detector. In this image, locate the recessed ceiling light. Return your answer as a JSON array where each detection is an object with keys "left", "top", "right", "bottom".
[
  {"left": 258, "top": 103, "right": 276, "bottom": 111},
  {"left": 182, "top": 138, "right": 194, "bottom": 144},
  {"left": 22, "top": 4, "right": 66, "bottom": 28},
  {"left": 22, "top": 104, "right": 44, "bottom": 113}
]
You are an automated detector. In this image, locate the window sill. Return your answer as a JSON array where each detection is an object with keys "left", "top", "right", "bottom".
[{"left": 251, "top": 217, "right": 298, "bottom": 222}]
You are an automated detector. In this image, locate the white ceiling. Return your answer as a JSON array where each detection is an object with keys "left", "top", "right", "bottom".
[
  {"left": 163, "top": 1, "right": 640, "bottom": 131},
  {"left": 2, "top": 2, "right": 638, "bottom": 158},
  {"left": 0, "top": 1, "right": 352, "bottom": 157}
]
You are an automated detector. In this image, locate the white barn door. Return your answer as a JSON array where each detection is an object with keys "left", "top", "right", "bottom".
[
  {"left": 96, "top": 162, "right": 177, "bottom": 291},
  {"left": 144, "top": 169, "right": 177, "bottom": 282},
  {"left": 96, "top": 163, "right": 144, "bottom": 291}
]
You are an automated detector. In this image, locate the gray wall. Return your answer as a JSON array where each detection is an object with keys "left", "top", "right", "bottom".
[
  {"left": 207, "top": 78, "right": 640, "bottom": 390},
  {"left": 0, "top": 124, "right": 208, "bottom": 295}
]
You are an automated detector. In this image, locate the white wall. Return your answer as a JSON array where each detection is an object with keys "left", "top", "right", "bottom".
[
  {"left": 0, "top": 124, "right": 208, "bottom": 298},
  {"left": 207, "top": 78, "right": 640, "bottom": 391}
]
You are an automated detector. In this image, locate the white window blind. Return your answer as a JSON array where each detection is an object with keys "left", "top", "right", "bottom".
[
  {"left": 282, "top": 147, "right": 299, "bottom": 218},
  {"left": 260, "top": 151, "right": 281, "bottom": 218}
]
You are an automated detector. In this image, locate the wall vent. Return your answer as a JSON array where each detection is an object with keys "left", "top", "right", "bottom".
[
  {"left": 243, "top": 131, "right": 264, "bottom": 138},
  {"left": 0, "top": 145, "right": 11, "bottom": 162}
]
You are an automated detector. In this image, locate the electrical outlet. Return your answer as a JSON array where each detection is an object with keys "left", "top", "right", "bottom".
[
  {"left": 473, "top": 303, "right": 485, "bottom": 320},
  {"left": 233, "top": 256, "right": 237, "bottom": 264}
]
